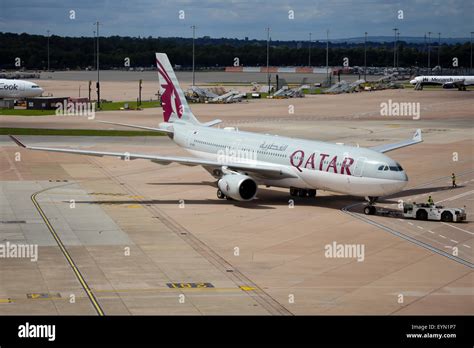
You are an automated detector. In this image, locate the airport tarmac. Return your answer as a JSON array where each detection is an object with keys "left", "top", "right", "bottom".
[{"left": 0, "top": 88, "right": 472, "bottom": 315}]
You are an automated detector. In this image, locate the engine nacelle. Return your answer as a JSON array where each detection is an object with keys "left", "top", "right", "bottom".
[{"left": 217, "top": 174, "right": 258, "bottom": 201}]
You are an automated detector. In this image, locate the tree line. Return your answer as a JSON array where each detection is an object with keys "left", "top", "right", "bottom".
[{"left": 0, "top": 32, "right": 471, "bottom": 70}]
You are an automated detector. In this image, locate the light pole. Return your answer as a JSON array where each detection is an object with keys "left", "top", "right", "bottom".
[
  {"left": 266, "top": 26, "right": 270, "bottom": 93},
  {"left": 191, "top": 25, "right": 196, "bottom": 86},
  {"left": 392, "top": 28, "right": 398, "bottom": 68},
  {"left": 93, "top": 30, "right": 96, "bottom": 70},
  {"left": 308, "top": 32, "right": 312, "bottom": 67},
  {"left": 396, "top": 31, "right": 400, "bottom": 70},
  {"left": 437, "top": 32, "right": 441, "bottom": 68},
  {"left": 95, "top": 21, "right": 100, "bottom": 109},
  {"left": 470, "top": 32, "right": 473, "bottom": 73},
  {"left": 364, "top": 32, "right": 367, "bottom": 81},
  {"left": 326, "top": 29, "right": 329, "bottom": 85},
  {"left": 46, "top": 30, "right": 50, "bottom": 71},
  {"left": 427, "top": 31, "right": 432, "bottom": 72}
]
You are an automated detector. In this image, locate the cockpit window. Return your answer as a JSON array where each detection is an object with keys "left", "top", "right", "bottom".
[
  {"left": 379, "top": 163, "right": 404, "bottom": 172},
  {"left": 31, "top": 85, "right": 41, "bottom": 88}
]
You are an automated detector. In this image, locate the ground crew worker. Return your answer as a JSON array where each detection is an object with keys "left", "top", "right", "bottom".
[
  {"left": 452, "top": 173, "right": 457, "bottom": 188},
  {"left": 427, "top": 195, "right": 434, "bottom": 205}
]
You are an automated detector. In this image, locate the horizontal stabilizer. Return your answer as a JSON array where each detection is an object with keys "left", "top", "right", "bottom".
[
  {"left": 201, "top": 119, "right": 222, "bottom": 127},
  {"left": 97, "top": 120, "right": 173, "bottom": 134}
]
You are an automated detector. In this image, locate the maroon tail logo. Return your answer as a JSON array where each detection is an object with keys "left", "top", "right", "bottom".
[{"left": 156, "top": 59, "right": 183, "bottom": 122}]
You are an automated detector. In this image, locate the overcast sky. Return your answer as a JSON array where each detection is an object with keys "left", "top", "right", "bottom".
[{"left": 0, "top": 0, "right": 472, "bottom": 40}]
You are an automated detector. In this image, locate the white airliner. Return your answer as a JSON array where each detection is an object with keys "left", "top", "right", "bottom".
[
  {"left": 410, "top": 75, "right": 474, "bottom": 90},
  {"left": 9, "top": 53, "right": 423, "bottom": 212},
  {"left": 0, "top": 78, "right": 44, "bottom": 98}
]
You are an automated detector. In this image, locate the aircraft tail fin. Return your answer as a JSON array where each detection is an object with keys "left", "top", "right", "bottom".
[{"left": 155, "top": 53, "right": 199, "bottom": 125}]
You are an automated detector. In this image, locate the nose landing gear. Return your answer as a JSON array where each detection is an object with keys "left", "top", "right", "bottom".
[
  {"left": 363, "top": 196, "right": 379, "bottom": 215},
  {"left": 363, "top": 205, "right": 376, "bottom": 215}
]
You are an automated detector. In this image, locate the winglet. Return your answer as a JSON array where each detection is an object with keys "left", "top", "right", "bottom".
[
  {"left": 413, "top": 129, "right": 422, "bottom": 142},
  {"left": 9, "top": 135, "right": 26, "bottom": 148}
]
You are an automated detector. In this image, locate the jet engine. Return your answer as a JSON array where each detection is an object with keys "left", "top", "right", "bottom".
[{"left": 217, "top": 174, "right": 258, "bottom": 201}]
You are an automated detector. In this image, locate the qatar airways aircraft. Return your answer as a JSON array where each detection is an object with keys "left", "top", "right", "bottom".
[
  {"left": 410, "top": 75, "right": 474, "bottom": 90},
  {"left": 0, "top": 79, "right": 44, "bottom": 98},
  {"left": 9, "top": 53, "right": 423, "bottom": 214}
]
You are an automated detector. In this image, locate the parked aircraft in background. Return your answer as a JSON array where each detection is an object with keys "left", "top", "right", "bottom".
[
  {"left": 0, "top": 79, "right": 44, "bottom": 98},
  {"left": 410, "top": 76, "right": 474, "bottom": 90}
]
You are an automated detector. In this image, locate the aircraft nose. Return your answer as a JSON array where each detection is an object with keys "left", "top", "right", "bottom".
[
  {"left": 382, "top": 175, "right": 408, "bottom": 195},
  {"left": 410, "top": 79, "right": 417, "bottom": 84},
  {"left": 399, "top": 170, "right": 408, "bottom": 182},
  {"left": 397, "top": 171, "right": 408, "bottom": 189},
  {"left": 388, "top": 174, "right": 408, "bottom": 194}
]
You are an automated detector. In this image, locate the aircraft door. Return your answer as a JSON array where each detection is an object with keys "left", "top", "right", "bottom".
[{"left": 353, "top": 157, "right": 366, "bottom": 177}]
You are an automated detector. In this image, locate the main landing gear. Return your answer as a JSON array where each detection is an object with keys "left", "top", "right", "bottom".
[
  {"left": 217, "top": 189, "right": 234, "bottom": 200},
  {"left": 217, "top": 189, "right": 226, "bottom": 199},
  {"left": 363, "top": 196, "right": 379, "bottom": 215},
  {"left": 290, "top": 187, "right": 316, "bottom": 198}
]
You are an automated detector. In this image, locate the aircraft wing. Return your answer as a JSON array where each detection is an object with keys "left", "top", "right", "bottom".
[
  {"left": 370, "top": 129, "right": 422, "bottom": 153},
  {"left": 8, "top": 135, "right": 297, "bottom": 180},
  {"left": 97, "top": 120, "right": 173, "bottom": 134},
  {"left": 442, "top": 80, "right": 465, "bottom": 88}
]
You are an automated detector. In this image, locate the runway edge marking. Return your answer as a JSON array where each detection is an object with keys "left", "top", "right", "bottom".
[{"left": 31, "top": 185, "right": 105, "bottom": 316}]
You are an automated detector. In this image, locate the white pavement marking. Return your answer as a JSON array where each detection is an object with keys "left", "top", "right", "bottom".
[
  {"left": 439, "top": 235, "right": 447, "bottom": 239},
  {"left": 3, "top": 150, "right": 24, "bottom": 181},
  {"left": 436, "top": 189, "right": 474, "bottom": 203},
  {"left": 450, "top": 239, "right": 459, "bottom": 243},
  {"left": 417, "top": 226, "right": 424, "bottom": 230},
  {"left": 441, "top": 222, "right": 474, "bottom": 235},
  {"left": 428, "top": 230, "right": 435, "bottom": 234},
  {"left": 463, "top": 244, "right": 471, "bottom": 249},
  {"left": 408, "top": 222, "right": 414, "bottom": 226}
]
